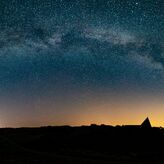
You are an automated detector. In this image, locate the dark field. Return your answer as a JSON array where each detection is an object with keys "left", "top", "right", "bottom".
[{"left": 0, "top": 124, "right": 164, "bottom": 164}]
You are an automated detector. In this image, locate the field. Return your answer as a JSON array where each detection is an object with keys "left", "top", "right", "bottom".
[{"left": 0, "top": 125, "right": 164, "bottom": 164}]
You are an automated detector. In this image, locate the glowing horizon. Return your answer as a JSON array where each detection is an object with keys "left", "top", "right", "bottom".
[
  {"left": 0, "top": 0, "right": 163, "bottom": 127},
  {"left": 0, "top": 93, "right": 164, "bottom": 127}
]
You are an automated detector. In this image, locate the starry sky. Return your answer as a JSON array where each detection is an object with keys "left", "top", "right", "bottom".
[{"left": 0, "top": 0, "right": 164, "bottom": 127}]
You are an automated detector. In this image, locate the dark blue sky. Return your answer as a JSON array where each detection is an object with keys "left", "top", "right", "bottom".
[{"left": 0, "top": 0, "right": 164, "bottom": 127}]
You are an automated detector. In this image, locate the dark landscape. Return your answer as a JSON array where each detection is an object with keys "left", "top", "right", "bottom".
[
  {"left": 0, "top": 118, "right": 164, "bottom": 164},
  {"left": 0, "top": 0, "right": 164, "bottom": 163}
]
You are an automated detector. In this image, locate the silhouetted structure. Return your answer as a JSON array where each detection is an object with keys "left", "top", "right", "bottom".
[
  {"left": 141, "top": 117, "right": 151, "bottom": 128},
  {"left": 1, "top": 117, "right": 163, "bottom": 164},
  {"left": 124, "top": 117, "right": 152, "bottom": 128}
]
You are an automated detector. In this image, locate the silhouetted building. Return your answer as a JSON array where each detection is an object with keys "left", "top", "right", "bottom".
[
  {"left": 123, "top": 117, "right": 152, "bottom": 128},
  {"left": 141, "top": 117, "right": 151, "bottom": 128}
]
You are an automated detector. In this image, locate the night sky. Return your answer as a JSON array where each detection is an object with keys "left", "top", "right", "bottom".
[{"left": 0, "top": 0, "right": 164, "bottom": 127}]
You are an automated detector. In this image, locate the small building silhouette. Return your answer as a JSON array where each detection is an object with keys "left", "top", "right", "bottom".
[
  {"left": 123, "top": 117, "right": 152, "bottom": 128},
  {"left": 141, "top": 117, "right": 151, "bottom": 128}
]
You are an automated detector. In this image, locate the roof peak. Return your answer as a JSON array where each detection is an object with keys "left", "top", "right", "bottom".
[{"left": 141, "top": 117, "right": 151, "bottom": 128}]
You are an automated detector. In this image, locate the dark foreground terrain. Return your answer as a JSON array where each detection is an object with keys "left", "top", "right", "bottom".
[{"left": 0, "top": 124, "right": 164, "bottom": 164}]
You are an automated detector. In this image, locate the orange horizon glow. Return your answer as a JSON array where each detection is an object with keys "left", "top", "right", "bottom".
[{"left": 0, "top": 95, "right": 164, "bottom": 128}]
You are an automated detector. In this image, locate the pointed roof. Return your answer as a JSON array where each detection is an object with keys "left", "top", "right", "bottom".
[{"left": 141, "top": 117, "right": 151, "bottom": 128}]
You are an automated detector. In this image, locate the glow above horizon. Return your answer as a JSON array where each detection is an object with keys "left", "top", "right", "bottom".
[{"left": 0, "top": 0, "right": 164, "bottom": 127}]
